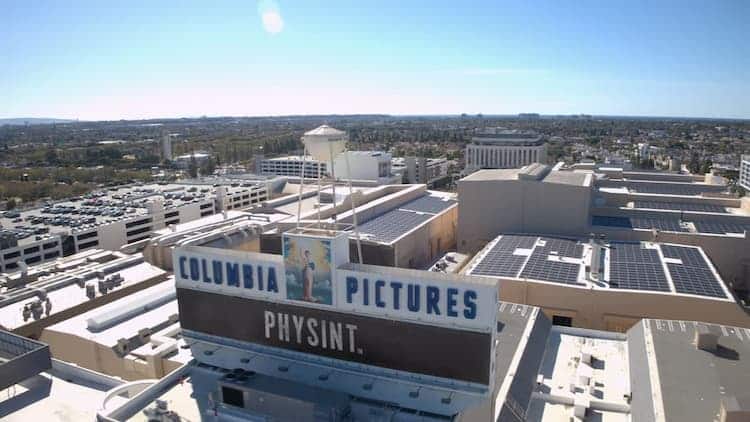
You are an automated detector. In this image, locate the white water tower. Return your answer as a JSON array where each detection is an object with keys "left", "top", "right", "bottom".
[
  {"left": 295, "top": 124, "right": 363, "bottom": 264},
  {"left": 301, "top": 125, "right": 347, "bottom": 168}
]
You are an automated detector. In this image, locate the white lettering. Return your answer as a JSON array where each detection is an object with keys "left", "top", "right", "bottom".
[
  {"left": 264, "top": 311, "right": 275, "bottom": 339},
  {"left": 345, "top": 324, "right": 358, "bottom": 353},
  {"left": 329, "top": 322, "right": 343, "bottom": 352},
  {"left": 278, "top": 312, "right": 290, "bottom": 342},
  {"left": 292, "top": 315, "right": 305, "bottom": 344}
]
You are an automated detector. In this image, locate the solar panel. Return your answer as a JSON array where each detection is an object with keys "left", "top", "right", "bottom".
[
  {"left": 609, "top": 262, "right": 671, "bottom": 292},
  {"left": 692, "top": 221, "right": 750, "bottom": 235},
  {"left": 591, "top": 216, "right": 632, "bottom": 229},
  {"left": 469, "top": 235, "right": 537, "bottom": 278},
  {"left": 667, "top": 264, "right": 726, "bottom": 298},
  {"left": 519, "top": 254, "right": 580, "bottom": 284},
  {"left": 608, "top": 242, "right": 670, "bottom": 292},
  {"left": 471, "top": 252, "right": 527, "bottom": 278},
  {"left": 633, "top": 200, "right": 727, "bottom": 213},
  {"left": 660, "top": 244, "right": 727, "bottom": 298},
  {"left": 609, "top": 242, "right": 661, "bottom": 263},
  {"left": 357, "top": 209, "right": 432, "bottom": 243},
  {"left": 660, "top": 244, "right": 705, "bottom": 266},
  {"left": 630, "top": 217, "right": 687, "bottom": 232},
  {"left": 536, "top": 237, "right": 584, "bottom": 258},
  {"left": 399, "top": 195, "right": 457, "bottom": 214},
  {"left": 627, "top": 183, "right": 725, "bottom": 196},
  {"left": 494, "top": 235, "right": 538, "bottom": 250}
]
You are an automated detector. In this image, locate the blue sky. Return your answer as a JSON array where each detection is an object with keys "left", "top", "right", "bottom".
[{"left": 2, "top": 0, "right": 749, "bottom": 120}]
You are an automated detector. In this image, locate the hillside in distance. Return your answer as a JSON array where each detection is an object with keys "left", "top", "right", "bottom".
[{"left": 0, "top": 118, "right": 76, "bottom": 126}]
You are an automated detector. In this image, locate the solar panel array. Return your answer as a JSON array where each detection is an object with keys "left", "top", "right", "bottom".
[
  {"left": 354, "top": 194, "right": 456, "bottom": 243},
  {"left": 661, "top": 244, "right": 704, "bottom": 265},
  {"left": 608, "top": 242, "right": 670, "bottom": 292},
  {"left": 591, "top": 216, "right": 632, "bottom": 228},
  {"left": 399, "top": 195, "right": 457, "bottom": 214},
  {"left": 519, "top": 237, "right": 583, "bottom": 284},
  {"left": 470, "top": 235, "right": 536, "bottom": 277},
  {"left": 630, "top": 217, "right": 687, "bottom": 232},
  {"left": 661, "top": 245, "right": 726, "bottom": 298},
  {"left": 692, "top": 221, "right": 750, "bottom": 235},
  {"left": 627, "top": 183, "right": 725, "bottom": 196},
  {"left": 357, "top": 209, "right": 432, "bottom": 243},
  {"left": 633, "top": 200, "right": 727, "bottom": 213},
  {"left": 536, "top": 237, "right": 584, "bottom": 258},
  {"left": 520, "top": 252, "right": 581, "bottom": 284}
]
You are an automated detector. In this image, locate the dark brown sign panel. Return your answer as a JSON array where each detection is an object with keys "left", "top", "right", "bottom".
[{"left": 177, "top": 288, "right": 492, "bottom": 385}]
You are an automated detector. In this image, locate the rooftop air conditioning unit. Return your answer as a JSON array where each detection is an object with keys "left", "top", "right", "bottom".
[{"left": 694, "top": 325, "right": 719, "bottom": 352}]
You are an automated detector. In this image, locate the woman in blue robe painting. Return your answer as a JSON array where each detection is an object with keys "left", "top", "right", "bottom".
[{"left": 301, "top": 249, "right": 316, "bottom": 302}]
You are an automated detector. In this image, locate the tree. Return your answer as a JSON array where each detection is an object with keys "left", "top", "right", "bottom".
[
  {"left": 6, "top": 198, "right": 16, "bottom": 210},
  {"left": 201, "top": 157, "right": 216, "bottom": 176},
  {"left": 688, "top": 153, "right": 701, "bottom": 174},
  {"left": 188, "top": 153, "right": 198, "bottom": 178}
]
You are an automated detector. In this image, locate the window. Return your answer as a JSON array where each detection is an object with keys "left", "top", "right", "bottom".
[
  {"left": 43, "top": 251, "right": 60, "bottom": 260},
  {"left": 200, "top": 203, "right": 213, "bottom": 209},
  {"left": 125, "top": 218, "right": 152, "bottom": 229},
  {"left": 77, "top": 231, "right": 98, "bottom": 241},
  {"left": 165, "top": 211, "right": 179, "bottom": 219},
  {"left": 43, "top": 242, "right": 58, "bottom": 250},
  {"left": 222, "top": 386, "right": 244, "bottom": 408},
  {"left": 78, "top": 240, "right": 99, "bottom": 250},
  {"left": 5, "top": 262, "right": 18, "bottom": 270},
  {"left": 25, "top": 256, "right": 41, "bottom": 264},
  {"left": 200, "top": 210, "right": 213, "bottom": 217},
  {"left": 165, "top": 219, "right": 179, "bottom": 226},
  {"left": 23, "top": 246, "right": 40, "bottom": 254},
  {"left": 126, "top": 226, "right": 152, "bottom": 237},
  {"left": 552, "top": 315, "right": 573, "bottom": 327},
  {"left": 4, "top": 251, "right": 20, "bottom": 260}
]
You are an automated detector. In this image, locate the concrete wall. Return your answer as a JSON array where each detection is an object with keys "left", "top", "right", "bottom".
[
  {"left": 97, "top": 221, "right": 127, "bottom": 251},
  {"left": 393, "top": 205, "right": 457, "bottom": 269},
  {"left": 596, "top": 190, "right": 742, "bottom": 209},
  {"left": 458, "top": 178, "right": 591, "bottom": 253},
  {"left": 40, "top": 329, "right": 178, "bottom": 381}
]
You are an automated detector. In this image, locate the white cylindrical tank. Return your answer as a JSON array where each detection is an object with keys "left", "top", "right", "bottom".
[{"left": 301, "top": 125, "right": 347, "bottom": 162}]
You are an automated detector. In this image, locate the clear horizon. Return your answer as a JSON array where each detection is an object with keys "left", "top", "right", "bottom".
[{"left": 3, "top": 0, "right": 749, "bottom": 120}]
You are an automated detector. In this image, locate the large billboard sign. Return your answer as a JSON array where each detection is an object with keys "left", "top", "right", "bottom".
[
  {"left": 175, "top": 246, "right": 287, "bottom": 301},
  {"left": 173, "top": 229, "right": 499, "bottom": 386},
  {"left": 337, "top": 265, "right": 497, "bottom": 331},
  {"left": 177, "top": 288, "right": 493, "bottom": 385}
]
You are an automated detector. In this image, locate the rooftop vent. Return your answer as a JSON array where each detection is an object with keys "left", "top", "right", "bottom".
[
  {"left": 694, "top": 325, "right": 719, "bottom": 352},
  {"left": 518, "top": 163, "right": 551, "bottom": 181}
]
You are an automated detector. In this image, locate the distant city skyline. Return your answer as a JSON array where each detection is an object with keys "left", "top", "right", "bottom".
[{"left": 2, "top": 0, "right": 749, "bottom": 120}]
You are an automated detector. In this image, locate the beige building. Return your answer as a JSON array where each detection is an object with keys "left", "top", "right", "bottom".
[
  {"left": 40, "top": 279, "right": 190, "bottom": 381},
  {"left": 458, "top": 164, "right": 593, "bottom": 253},
  {"left": 461, "top": 234, "right": 750, "bottom": 331},
  {"left": 458, "top": 163, "right": 750, "bottom": 301},
  {"left": 0, "top": 249, "right": 168, "bottom": 339},
  {"left": 465, "top": 128, "right": 547, "bottom": 172}
]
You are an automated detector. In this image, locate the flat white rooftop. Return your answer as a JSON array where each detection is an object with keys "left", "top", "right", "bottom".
[
  {"left": 0, "top": 361, "right": 120, "bottom": 422},
  {"left": 526, "top": 327, "right": 630, "bottom": 421}
]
